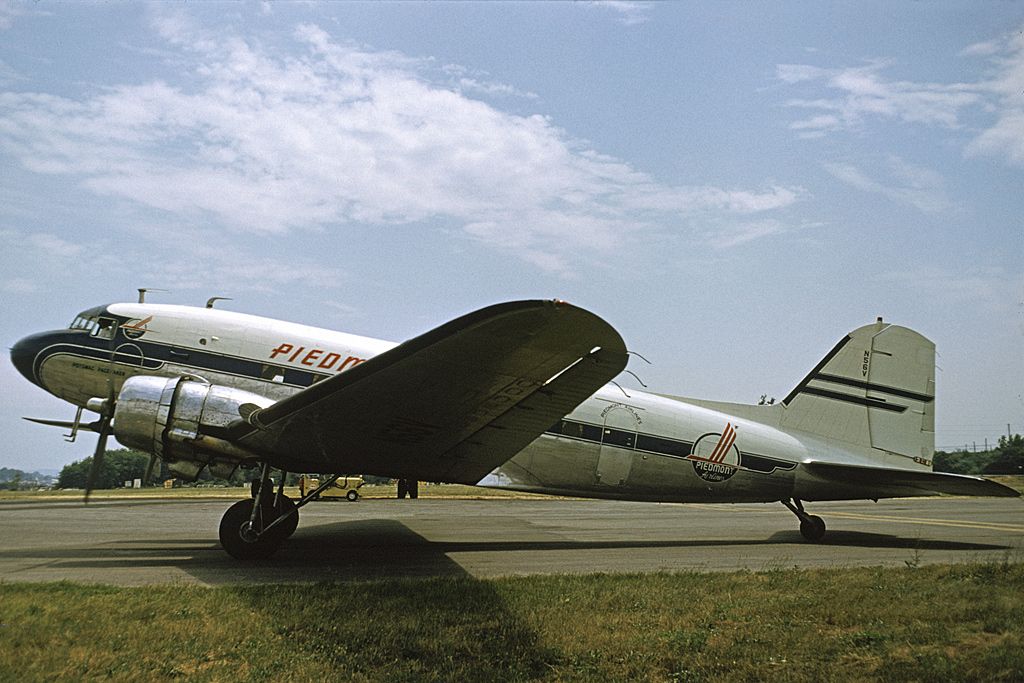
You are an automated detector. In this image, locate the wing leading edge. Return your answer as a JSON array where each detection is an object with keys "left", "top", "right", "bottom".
[{"left": 236, "top": 300, "right": 628, "bottom": 483}]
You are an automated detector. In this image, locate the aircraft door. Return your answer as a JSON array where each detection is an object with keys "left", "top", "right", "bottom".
[
  {"left": 112, "top": 342, "right": 146, "bottom": 389},
  {"left": 596, "top": 405, "right": 639, "bottom": 486}
]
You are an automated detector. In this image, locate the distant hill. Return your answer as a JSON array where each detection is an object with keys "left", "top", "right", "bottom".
[{"left": 0, "top": 467, "right": 57, "bottom": 486}]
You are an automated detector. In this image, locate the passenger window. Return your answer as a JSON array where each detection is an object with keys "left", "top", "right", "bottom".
[{"left": 260, "top": 364, "right": 285, "bottom": 383}]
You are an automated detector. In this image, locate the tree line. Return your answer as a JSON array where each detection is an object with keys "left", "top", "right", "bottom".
[{"left": 933, "top": 434, "right": 1023, "bottom": 475}]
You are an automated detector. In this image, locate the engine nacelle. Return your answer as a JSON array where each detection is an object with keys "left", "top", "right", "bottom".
[{"left": 112, "top": 375, "right": 274, "bottom": 479}]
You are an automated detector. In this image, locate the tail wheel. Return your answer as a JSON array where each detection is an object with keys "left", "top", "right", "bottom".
[
  {"left": 799, "top": 515, "right": 826, "bottom": 542},
  {"left": 783, "top": 499, "right": 828, "bottom": 543},
  {"left": 219, "top": 499, "right": 285, "bottom": 560}
]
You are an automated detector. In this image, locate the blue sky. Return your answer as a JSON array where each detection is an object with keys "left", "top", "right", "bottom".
[{"left": 1, "top": 1, "right": 1021, "bottom": 471}]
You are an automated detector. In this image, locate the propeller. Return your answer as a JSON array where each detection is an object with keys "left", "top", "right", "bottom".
[
  {"left": 143, "top": 453, "right": 160, "bottom": 486},
  {"left": 23, "top": 417, "right": 101, "bottom": 431},
  {"left": 83, "top": 394, "right": 115, "bottom": 503},
  {"left": 84, "top": 317, "right": 121, "bottom": 503}
]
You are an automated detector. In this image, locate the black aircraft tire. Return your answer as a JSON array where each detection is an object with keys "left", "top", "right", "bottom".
[
  {"left": 397, "top": 479, "right": 407, "bottom": 499},
  {"left": 799, "top": 515, "right": 826, "bottom": 542},
  {"left": 346, "top": 489, "right": 359, "bottom": 502},
  {"left": 269, "top": 494, "right": 299, "bottom": 540},
  {"left": 219, "top": 499, "right": 284, "bottom": 560}
]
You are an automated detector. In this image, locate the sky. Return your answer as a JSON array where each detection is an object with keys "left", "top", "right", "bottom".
[{"left": 0, "top": 1, "right": 1021, "bottom": 472}]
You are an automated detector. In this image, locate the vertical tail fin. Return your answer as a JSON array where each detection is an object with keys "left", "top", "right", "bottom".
[{"left": 780, "top": 320, "right": 935, "bottom": 469}]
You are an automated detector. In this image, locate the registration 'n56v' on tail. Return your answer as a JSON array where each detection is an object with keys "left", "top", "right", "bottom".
[{"left": 12, "top": 299, "right": 1017, "bottom": 559}]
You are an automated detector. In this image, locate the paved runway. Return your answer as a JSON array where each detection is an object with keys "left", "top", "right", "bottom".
[{"left": 0, "top": 497, "right": 1021, "bottom": 585}]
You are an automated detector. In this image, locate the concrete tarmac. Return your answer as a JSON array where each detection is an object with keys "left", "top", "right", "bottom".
[{"left": 0, "top": 497, "right": 1021, "bottom": 585}]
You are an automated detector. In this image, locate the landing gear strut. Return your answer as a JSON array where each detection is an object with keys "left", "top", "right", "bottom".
[
  {"left": 782, "top": 498, "right": 826, "bottom": 542},
  {"left": 397, "top": 478, "right": 418, "bottom": 499},
  {"left": 219, "top": 465, "right": 344, "bottom": 560}
]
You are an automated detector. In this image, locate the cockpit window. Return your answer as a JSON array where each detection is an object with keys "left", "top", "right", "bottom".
[
  {"left": 92, "top": 317, "right": 116, "bottom": 340},
  {"left": 68, "top": 311, "right": 117, "bottom": 338},
  {"left": 69, "top": 315, "right": 98, "bottom": 334}
]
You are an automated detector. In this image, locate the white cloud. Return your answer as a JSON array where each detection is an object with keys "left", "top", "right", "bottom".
[
  {"left": 0, "top": 15, "right": 799, "bottom": 274},
  {"left": 150, "top": 252, "right": 345, "bottom": 293},
  {"left": 583, "top": 1, "right": 653, "bottom": 26},
  {"left": 705, "top": 219, "right": 787, "bottom": 249},
  {"left": 959, "top": 40, "right": 1002, "bottom": 58},
  {"left": 779, "top": 60, "right": 979, "bottom": 133},
  {"left": 877, "top": 266, "right": 1022, "bottom": 313},
  {"left": 778, "top": 26, "right": 1024, "bottom": 167},
  {"left": 823, "top": 156, "right": 953, "bottom": 213},
  {"left": 965, "top": 28, "right": 1024, "bottom": 165},
  {"left": 456, "top": 78, "right": 539, "bottom": 100},
  {"left": 26, "top": 232, "right": 84, "bottom": 258},
  {"left": 1, "top": 277, "right": 38, "bottom": 293},
  {"left": 0, "top": 0, "right": 25, "bottom": 31}
]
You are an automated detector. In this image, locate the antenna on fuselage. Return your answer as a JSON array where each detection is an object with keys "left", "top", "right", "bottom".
[
  {"left": 137, "top": 288, "right": 168, "bottom": 303},
  {"left": 206, "top": 296, "right": 233, "bottom": 309}
]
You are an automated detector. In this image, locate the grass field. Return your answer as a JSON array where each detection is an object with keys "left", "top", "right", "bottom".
[{"left": 1, "top": 563, "right": 1021, "bottom": 681}]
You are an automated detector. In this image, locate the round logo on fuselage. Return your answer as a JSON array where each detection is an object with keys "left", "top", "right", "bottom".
[
  {"left": 687, "top": 423, "right": 741, "bottom": 483},
  {"left": 120, "top": 316, "right": 152, "bottom": 340}
]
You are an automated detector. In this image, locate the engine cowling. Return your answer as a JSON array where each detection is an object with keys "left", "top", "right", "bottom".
[{"left": 112, "top": 375, "right": 275, "bottom": 479}]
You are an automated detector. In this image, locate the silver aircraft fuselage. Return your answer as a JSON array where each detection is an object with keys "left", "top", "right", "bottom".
[{"left": 7, "top": 302, "right": 934, "bottom": 504}]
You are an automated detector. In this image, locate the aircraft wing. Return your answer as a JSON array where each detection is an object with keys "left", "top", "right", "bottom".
[
  {"left": 234, "top": 300, "right": 628, "bottom": 483},
  {"left": 800, "top": 461, "right": 1020, "bottom": 498}
]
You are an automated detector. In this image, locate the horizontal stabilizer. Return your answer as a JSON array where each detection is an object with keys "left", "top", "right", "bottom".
[{"left": 803, "top": 461, "right": 1020, "bottom": 498}]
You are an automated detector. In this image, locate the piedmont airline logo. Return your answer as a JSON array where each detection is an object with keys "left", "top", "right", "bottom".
[
  {"left": 120, "top": 316, "right": 153, "bottom": 340},
  {"left": 686, "top": 422, "right": 741, "bottom": 482}
]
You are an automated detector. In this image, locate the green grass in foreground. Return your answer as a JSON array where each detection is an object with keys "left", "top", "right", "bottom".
[{"left": 1, "top": 563, "right": 1022, "bottom": 682}]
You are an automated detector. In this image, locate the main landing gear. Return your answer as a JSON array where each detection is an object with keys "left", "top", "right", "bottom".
[
  {"left": 782, "top": 498, "right": 826, "bottom": 542},
  {"left": 219, "top": 464, "right": 344, "bottom": 560}
]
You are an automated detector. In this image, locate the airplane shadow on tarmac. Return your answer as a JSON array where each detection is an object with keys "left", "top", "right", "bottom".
[{"left": 15, "top": 518, "right": 1015, "bottom": 586}]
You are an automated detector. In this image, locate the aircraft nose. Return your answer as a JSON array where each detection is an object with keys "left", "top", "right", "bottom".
[{"left": 10, "top": 333, "right": 45, "bottom": 385}]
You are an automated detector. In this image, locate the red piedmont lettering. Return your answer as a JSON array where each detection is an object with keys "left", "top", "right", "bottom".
[
  {"left": 301, "top": 349, "right": 323, "bottom": 366},
  {"left": 270, "top": 343, "right": 293, "bottom": 359},
  {"left": 338, "top": 356, "right": 365, "bottom": 371},
  {"left": 318, "top": 352, "right": 341, "bottom": 369}
]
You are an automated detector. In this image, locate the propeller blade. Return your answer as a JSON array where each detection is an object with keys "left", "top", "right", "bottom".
[
  {"left": 23, "top": 417, "right": 103, "bottom": 432},
  {"left": 84, "top": 317, "right": 121, "bottom": 503},
  {"left": 84, "top": 419, "right": 112, "bottom": 504},
  {"left": 143, "top": 453, "right": 160, "bottom": 485}
]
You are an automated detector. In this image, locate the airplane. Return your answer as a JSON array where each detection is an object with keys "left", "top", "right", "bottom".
[{"left": 10, "top": 296, "right": 1019, "bottom": 559}]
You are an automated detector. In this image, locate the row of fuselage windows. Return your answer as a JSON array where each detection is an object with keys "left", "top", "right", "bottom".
[{"left": 546, "top": 419, "right": 692, "bottom": 458}]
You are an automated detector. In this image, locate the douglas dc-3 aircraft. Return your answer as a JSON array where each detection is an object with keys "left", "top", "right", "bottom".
[{"left": 11, "top": 297, "right": 1018, "bottom": 558}]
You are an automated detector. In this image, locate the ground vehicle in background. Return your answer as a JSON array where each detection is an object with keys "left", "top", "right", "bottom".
[{"left": 299, "top": 474, "right": 364, "bottom": 501}]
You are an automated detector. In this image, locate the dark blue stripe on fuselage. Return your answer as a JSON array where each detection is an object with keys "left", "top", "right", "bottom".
[
  {"left": 32, "top": 329, "right": 326, "bottom": 389},
  {"left": 544, "top": 418, "right": 796, "bottom": 474}
]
